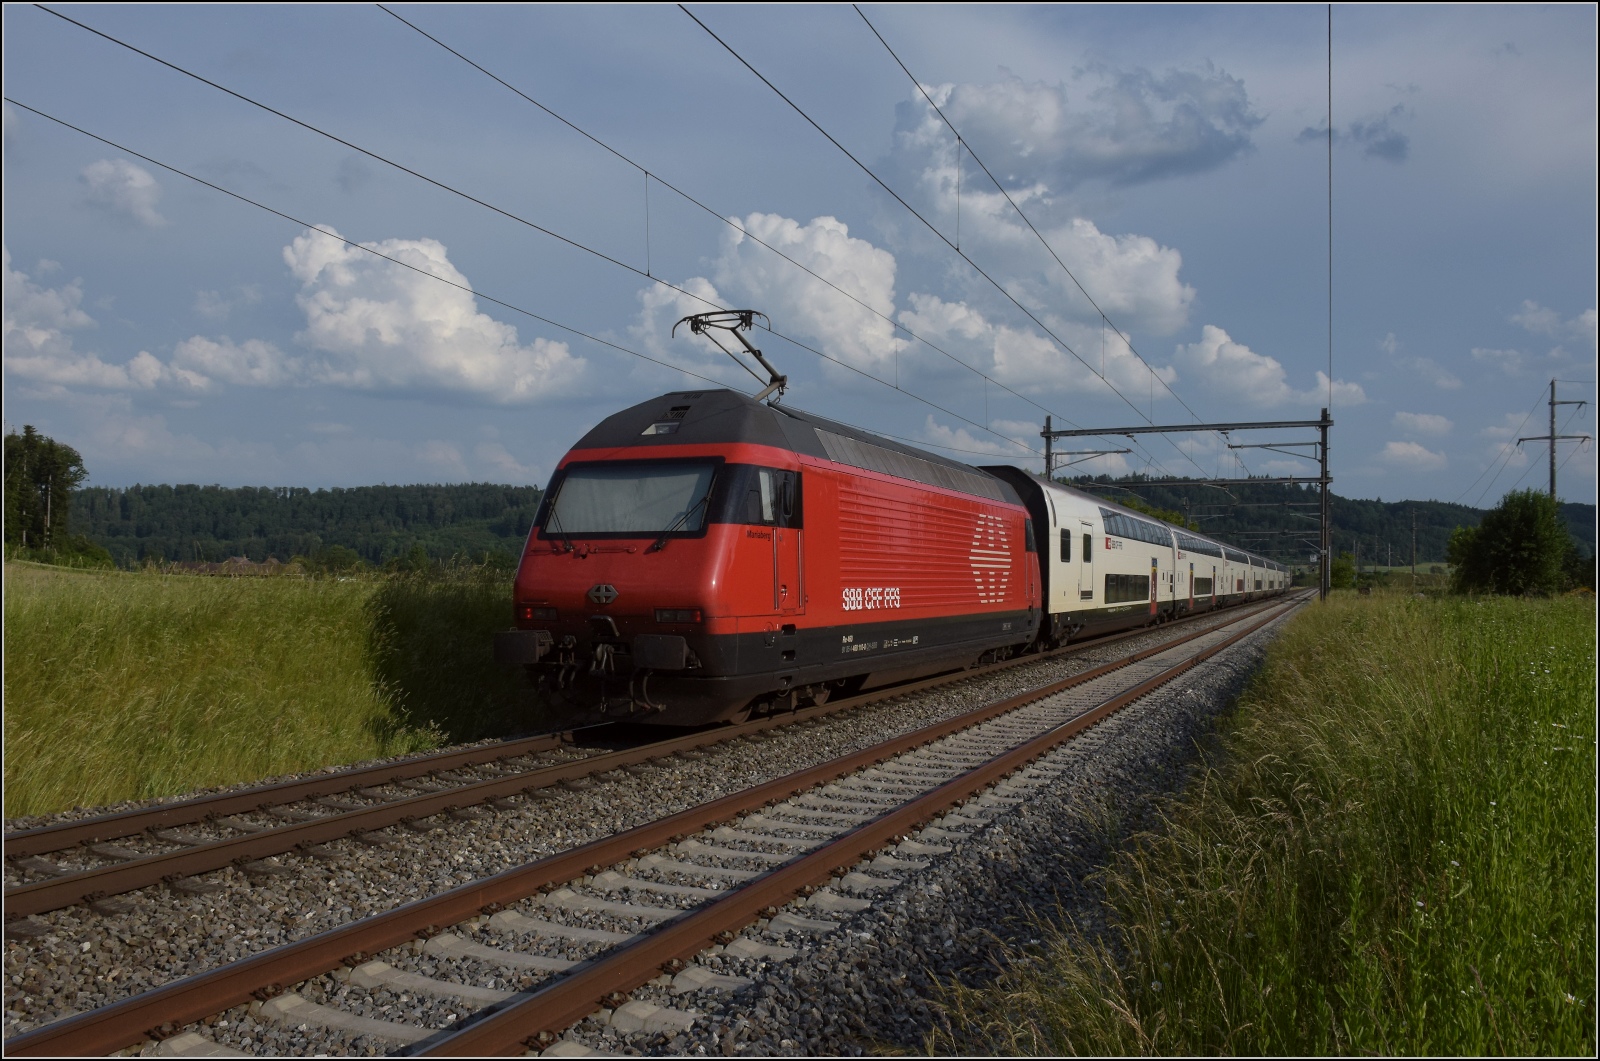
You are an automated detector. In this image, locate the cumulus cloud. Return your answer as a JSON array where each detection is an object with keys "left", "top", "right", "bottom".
[
  {"left": 1380, "top": 440, "right": 1447, "bottom": 471},
  {"left": 170, "top": 336, "right": 299, "bottom": 387},
  {"left": 629, "top": 276, "right": 734, "bottom": 372},
  {"left": 713, "top": 213, "right": 907, "bottom": 375},
  {"left": 1174, "top": 325, "right": 1364, "bottom": 408},
  {"left": 3, "top": 247, "right": 204, "bottom": 393},
  {"left": 1297, "top": 105, "right": 1411, "bottom": 162},
  {"left": 917, "top": 415, "right": 1036, "bottom": 461},
  {"left": 1511, "top": 299, "right": 1597, "bottom": 348},
  {"left": 896, "top": 66, "right": 1261, "bottom": 191},
  {"left": 1393, "top": 411, "right": 1452, "bottom": 436},
  {"left": 900, "top": 291, "right": 1175, "bottom": 398},
  {"left": 283, "top": 226, "right": 585, "bottom": 402},
  {"left": 80, "top": 158, "right": 166, "bottom": 227}
]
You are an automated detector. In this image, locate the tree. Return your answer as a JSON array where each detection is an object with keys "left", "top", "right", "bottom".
[
  {"left": 1448, "top": 489, "right": 1567, "bottom": 596},
  {"left": 1329, "top": 551, "right": 1356, "bottom": 589},
  {"left": 5, "top": 426, "right": 103, "bottom": 564}
]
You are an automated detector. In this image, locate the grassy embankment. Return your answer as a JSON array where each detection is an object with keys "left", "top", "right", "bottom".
[
  {"left": 3, "top": 562, "right": 545, "bottom": 818},
  {"left": 935, "top": 589, "right": 1595, "bottom": 1055}
]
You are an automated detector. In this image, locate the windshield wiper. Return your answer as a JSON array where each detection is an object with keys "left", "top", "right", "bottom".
[
  {"left": 649, "top": 492, "right": 712, "bottom": 553},
  {"left": 543, "top": 498, "right": 575, "bottom": 552}
]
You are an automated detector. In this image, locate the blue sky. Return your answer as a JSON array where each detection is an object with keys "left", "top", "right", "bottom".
[{"left": 4, "top": 4, "right": 1595, "bottom": 509}]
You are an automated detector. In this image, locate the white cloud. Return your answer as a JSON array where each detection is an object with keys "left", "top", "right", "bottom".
[
  {"left": 899, "top": 291, "right": 1175, "bottom": 399},
  {"left": 895, "top": 66, "right": 1261, "bottom": 191},
  {"left": 917, "top": 414, "right": 1033, "bottom": 461},
  {"left": 3, "top": 247, "right": 203, "bottom": 393},
  {"left": 415, "top": 440, "right": 468, "bottom": 478},
  {"left": 1393, "top": 411, "right": 1452, "bottom": 435},
  {"left": 1174, "top": 325, "right": 1365, "bottom": 408},
  {"left": 80, "top": 158, "right": 166, "bottom": 228},
  {"left": 1511, "top": 299, "right": 1596, "bottom": 347},
  {"left": 714, "top": 214, "right": 906, "bottom": 376},
  {"left": 1380, "top": 440, "right": 1447, "bottom": 471},
  {"left": 171, "top": 336, "right": 299, "bottom": 387},
  {"left": 282, "top": 226, "right": 586, "bottom": 403},
  {"left": 629, "top": 276, "right": 734, "bottom": 372}
]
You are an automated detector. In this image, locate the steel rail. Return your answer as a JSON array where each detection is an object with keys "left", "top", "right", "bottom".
[
  {"left": 0, "top": 598, "right": 1300, "bottom": 1058},
  {"left": 4, "top": 600, "right": 1283, "bottom": 918},
  {"left": 3, "top": 734, "right": 573, "bottom": 858},
  {"left": 421, "top": 597, "right": 1303, "bottom": 1054}
]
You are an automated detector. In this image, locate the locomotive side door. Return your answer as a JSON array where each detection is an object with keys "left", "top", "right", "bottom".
[{"left": 770, "top": 469, "right": 804, "bottom": 616}]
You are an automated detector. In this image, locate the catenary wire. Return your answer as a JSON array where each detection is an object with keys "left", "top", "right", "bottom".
[
  {"left": 678, "top": 5, "right": 1191, "bottom": 461},
  {"left": 377, "top": 4, "right": 1073, "bottom": 440},
  {"left": 673, "top": 9, "right": 1190, "bottom": 482},
  {"left": 5, "top": 99, "right": 1040, "bottom": 464},
  {"left": 27, "top": 6, "right": 1040, "bottom": 458},
  {"left": 851, "top": 5, "right": 1241, "bottom": 482},
  {"left": 3, "top": 98, "right": 737, "bottom": 393}
]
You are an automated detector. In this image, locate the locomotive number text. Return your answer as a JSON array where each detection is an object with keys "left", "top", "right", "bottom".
[{"left": 842, "top": 586, "right": 901, "bottom": 611}]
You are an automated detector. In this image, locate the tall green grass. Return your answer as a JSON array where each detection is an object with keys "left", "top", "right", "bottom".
[
  {"left": 3, "top": 563, "right": 544, "bottom": 818},
  {"left": 934, "top": 590, "right": 1595, "bottom": 1055}
]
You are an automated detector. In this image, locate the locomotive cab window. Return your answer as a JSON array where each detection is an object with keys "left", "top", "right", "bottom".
[
  {"left": 717, "top": 465, "right": 802, "bottom": 528},
  {"left": 540, "top": 459, "right": 719, "bottom": 538}
]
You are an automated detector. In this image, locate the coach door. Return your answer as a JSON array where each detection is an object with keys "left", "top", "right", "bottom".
[
  {"left": 1078, "top": 522, "right": 1095, "bottom": 601},
  {"left": 1149, "top": 556, "right": 1159, "bottom": 617}
]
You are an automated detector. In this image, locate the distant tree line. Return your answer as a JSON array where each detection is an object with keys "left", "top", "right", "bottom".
[{"left": 70, "top": 482, "right": 543, "bottom": 568}]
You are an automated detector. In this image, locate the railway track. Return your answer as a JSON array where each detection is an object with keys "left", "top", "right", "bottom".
[
  {"left": 5, "top": 594, "right": 1307, "bottom": 1056},
  {"left": 4, "top": 598, "right": 1286, "bottom": 923}
]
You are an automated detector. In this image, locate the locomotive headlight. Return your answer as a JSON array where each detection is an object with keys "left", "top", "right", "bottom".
[{"left": 654, "top": 608, "right": 703, "bottom": 623}]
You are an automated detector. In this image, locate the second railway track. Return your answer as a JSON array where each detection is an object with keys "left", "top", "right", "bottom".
[{"left": 5, "top": 595, "right": 1307, "bottom": 1055}]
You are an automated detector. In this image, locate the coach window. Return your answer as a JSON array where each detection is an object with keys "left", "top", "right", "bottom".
[{"left": 1059, "top": 528, "right": 1071, "bottom": 563}]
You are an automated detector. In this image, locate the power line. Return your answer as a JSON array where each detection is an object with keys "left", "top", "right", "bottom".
[
  {"left": 377, "top": 5, "right": 1062, "bottom": 439},
  {"left": 678, "top": 3, "right": 1177, "bottom": 435},
  {"left": 3, "top": 98, "right": 737, "bottom": 391},
  {"left": 30, "top": 5, "right": 1039, "bottom": 457},
  {"left": 10, "top": 97, "right": 1045, "bottom": 472},
  {"left": 849, "top": 4, "right": 1231, "bottom": 484},
  {"left": 850, "top": 6, "right": 1209, "bottom": 428},
  {"left": 1455, "top": 387, "right": 1546, "bottom": 508}
]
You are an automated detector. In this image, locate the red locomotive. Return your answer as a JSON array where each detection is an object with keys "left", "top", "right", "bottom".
[
  {"left": 496, "top": 310, "right": 1287, "bottom": 727},
  {"left": 495, "top": 384, "right": 1041, "bottom": 726}
]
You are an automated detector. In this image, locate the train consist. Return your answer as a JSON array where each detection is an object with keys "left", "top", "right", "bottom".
[{"left": 496, "top": 387, "right": 1289, "bottom": 726}]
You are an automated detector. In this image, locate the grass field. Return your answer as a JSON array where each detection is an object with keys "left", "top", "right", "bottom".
[
  {"left": 3, "top": 562, "right": 544, "bottom": 818},
  {"left": 934, "top": 589, "right": 1595, "bottom": 1056}
]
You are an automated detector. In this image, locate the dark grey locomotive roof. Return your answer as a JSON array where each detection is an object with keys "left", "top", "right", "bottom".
[{"left": 569, "top": 389, "right": 1021, "bottom": 506}]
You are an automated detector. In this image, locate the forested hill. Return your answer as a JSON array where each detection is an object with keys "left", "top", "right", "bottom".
[
  {"left": 1064, "top": 476, "right": 1596, "bottom": 568},
  {"left": 71, "top": 483, "right": 542, "bottom": 568},
  {"left": 68, "top": 478, "right": 1595, "bottom": 570}
]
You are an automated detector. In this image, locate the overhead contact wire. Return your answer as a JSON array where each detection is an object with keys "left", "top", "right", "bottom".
[
  {"left": 377, "top": 4, "right": 1074, "bottom": 441},
  {"left": 4, "top": 98, "right": 736, "bottom": 393},
  {"left": 31, "top": 5, "right": 1039, "bottom": 458},
  {"left": 851, "top": 4, "right": 1228, "bottom": 482},
  {"left": 681, "top": 3, "right": 1190, "bottom": 473}
]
